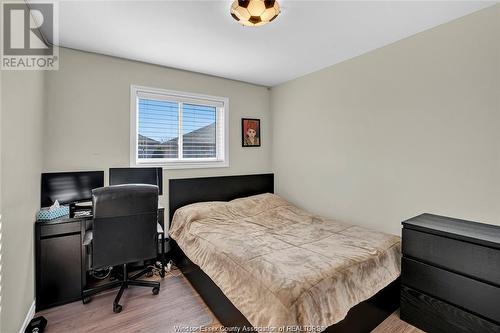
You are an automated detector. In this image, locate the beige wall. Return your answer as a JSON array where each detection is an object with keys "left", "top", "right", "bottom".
[
  {"left": 44, "top": 48, "right": 272, "bottom": 218},
  {"left": 1, "top": 69, "right": 46, "bottom": 332},
  {"left": 271, "top": 5, "right": 500, "bottom": 235}
]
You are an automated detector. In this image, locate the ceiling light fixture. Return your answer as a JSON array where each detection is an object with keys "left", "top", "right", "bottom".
[{"left": 230, "top": 0, "right": 281, "bottom": 27}]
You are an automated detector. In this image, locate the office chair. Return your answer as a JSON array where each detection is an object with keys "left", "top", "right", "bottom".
[{"left": 81, "top": 184, "right": 161, "bottom": 313}]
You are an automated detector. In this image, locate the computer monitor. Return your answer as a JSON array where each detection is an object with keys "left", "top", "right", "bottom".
[
  {"left": 109, "top": 167, "right": 163, "bottom": 195},
  {"left": 41, "top": 171, "right": 104, "bottom": 207}
]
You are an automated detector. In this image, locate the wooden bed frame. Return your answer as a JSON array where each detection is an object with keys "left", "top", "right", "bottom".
[{"left": 169, "top": 173, "right": 400, "bottom": 333}]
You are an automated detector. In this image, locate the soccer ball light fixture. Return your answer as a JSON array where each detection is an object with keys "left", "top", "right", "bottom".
[{"left": 230, "top": 0, "right": 281, "bottom": 27}]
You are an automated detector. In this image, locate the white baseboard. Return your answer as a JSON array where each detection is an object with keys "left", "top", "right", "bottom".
[{"left": 19, "top": 300, "right": 36, "bottom": 333}]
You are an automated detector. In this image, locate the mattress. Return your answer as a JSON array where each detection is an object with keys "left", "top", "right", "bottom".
[{"left": 169, "top": 193, "right": 401, "bottom": 330}]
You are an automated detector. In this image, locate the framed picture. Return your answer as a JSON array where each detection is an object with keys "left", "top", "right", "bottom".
[{"left": 242, "top": 118, "right": 261, "bottom": 147}]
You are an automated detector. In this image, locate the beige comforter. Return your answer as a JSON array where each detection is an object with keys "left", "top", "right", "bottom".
[{"left": 170, "top": 193, "right": 401, "bottom": 330}]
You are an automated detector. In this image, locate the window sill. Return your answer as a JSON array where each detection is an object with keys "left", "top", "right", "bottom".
[{"left": 133, "top": 160, "right": 229, "bottom": 170}]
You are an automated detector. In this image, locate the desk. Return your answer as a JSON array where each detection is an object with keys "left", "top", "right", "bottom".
[{"left": 35, "top": 208, "right": 165, "bottom": 311}]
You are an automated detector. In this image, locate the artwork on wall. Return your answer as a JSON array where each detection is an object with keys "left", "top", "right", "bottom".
[{"left": 242, "top": 118, "right": 261, "bottom": 147}]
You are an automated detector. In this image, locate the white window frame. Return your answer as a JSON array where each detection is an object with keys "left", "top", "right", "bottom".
[{"left": 130, "top": 85, "right": 229, "bottom": 169}]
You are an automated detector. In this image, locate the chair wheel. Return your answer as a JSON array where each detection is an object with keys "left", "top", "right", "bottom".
[
  {"left": 152, "top": 286, "right": 160, "bottom": 295},
  {"left": 113, "top": 304, "right": 122, "bottom": 313},
  {"left": 82, "top": 296, "right": 91, "bottom": 304}
]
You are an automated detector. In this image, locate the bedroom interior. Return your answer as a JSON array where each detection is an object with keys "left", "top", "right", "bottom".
[{"left": 1, "top": 1, "right": 499, "bottom": 333}]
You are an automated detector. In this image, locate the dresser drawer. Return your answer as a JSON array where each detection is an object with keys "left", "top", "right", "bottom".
[
  {"left": 401, "top": 285, "right": 500, "bottom": 333},
  {"left": 402, "top": 257, "right": 500, "bottom": 323},
  {"left": 402, "top": 228, "right": 500, "bottom": 285}
]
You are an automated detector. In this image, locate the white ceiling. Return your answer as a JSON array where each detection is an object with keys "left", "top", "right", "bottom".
[{"left": 48, "top": 1, "right": 496, "bottom": 86}]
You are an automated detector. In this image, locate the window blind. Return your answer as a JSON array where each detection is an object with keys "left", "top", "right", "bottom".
[
  {"left": 182, "top": 103, "right": 216, "bottom": 158},
  {"left": 138, "top": 98, "right": 179, "bottom": 159},
  {"left": 134, "top": 88, "right": 226, "bottom": 166}
]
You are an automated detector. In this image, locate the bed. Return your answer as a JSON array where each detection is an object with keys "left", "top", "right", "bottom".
[{"left": 169, "top": 174, "right": 401, "bottom": 333}]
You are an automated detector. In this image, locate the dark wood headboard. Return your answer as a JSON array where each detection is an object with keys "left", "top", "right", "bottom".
[{"left": 168, "top": 173, "right": 274, "bottom": 222}]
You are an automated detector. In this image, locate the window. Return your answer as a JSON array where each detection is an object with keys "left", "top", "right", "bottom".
[{"left": 130, "top": 86, "right": 229, "bottom": 169}]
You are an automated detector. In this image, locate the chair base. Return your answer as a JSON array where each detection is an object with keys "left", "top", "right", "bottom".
[{"left": 82, "top": 264, "right": 160, "bottom": 313}]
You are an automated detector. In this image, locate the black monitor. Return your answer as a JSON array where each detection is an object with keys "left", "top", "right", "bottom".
[
  {"left": 109, "top": 167, "right": 163, "bottom": 195},
  {"left": 41, "top": 171, "right": 104, "bottom": 207}
]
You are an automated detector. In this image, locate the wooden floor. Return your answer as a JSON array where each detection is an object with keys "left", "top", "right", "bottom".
[
  {"left": 203, "top": 310, "right": 423, "bottom": 333},
  {"left": 372, "top": 311, "right": 423, "bottom": 333},
  {"left": 36, "top": 270, "right": 213, "bottom": 333},
  {"left": 37, "top": 268, "right": 424, "bottom": 333}
]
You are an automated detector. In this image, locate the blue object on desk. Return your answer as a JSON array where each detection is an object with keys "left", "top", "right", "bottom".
[{"left": 37, "top": 205, "right": 70, "bottom": 221}]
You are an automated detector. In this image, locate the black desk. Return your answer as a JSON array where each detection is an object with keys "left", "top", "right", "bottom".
[{"left": 35, "top": 208, "right": 165, "bottom": 311}]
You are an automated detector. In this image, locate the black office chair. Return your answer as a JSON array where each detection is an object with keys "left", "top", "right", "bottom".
[{"left": 81, "top": 184, "right": 161, "bottom": 313}]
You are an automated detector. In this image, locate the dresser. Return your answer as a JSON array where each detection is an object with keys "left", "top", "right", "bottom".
[{"left": 401, "top": 213, "right": 500, "bottom": 333}]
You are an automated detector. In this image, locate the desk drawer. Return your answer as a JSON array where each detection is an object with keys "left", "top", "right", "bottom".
[
  {"left": 402, "top": 228, "right": 500, "bottom": 285},
  {"left": 40, "top": 221, "right": 81, "bottom": 238},
  {"left": 402, "top": 257, "right": 500, "bottom": 323}
]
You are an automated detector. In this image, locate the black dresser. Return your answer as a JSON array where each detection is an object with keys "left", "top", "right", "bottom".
[{"left": 401, "top": 213, "right": 500, "bottom": 333}]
